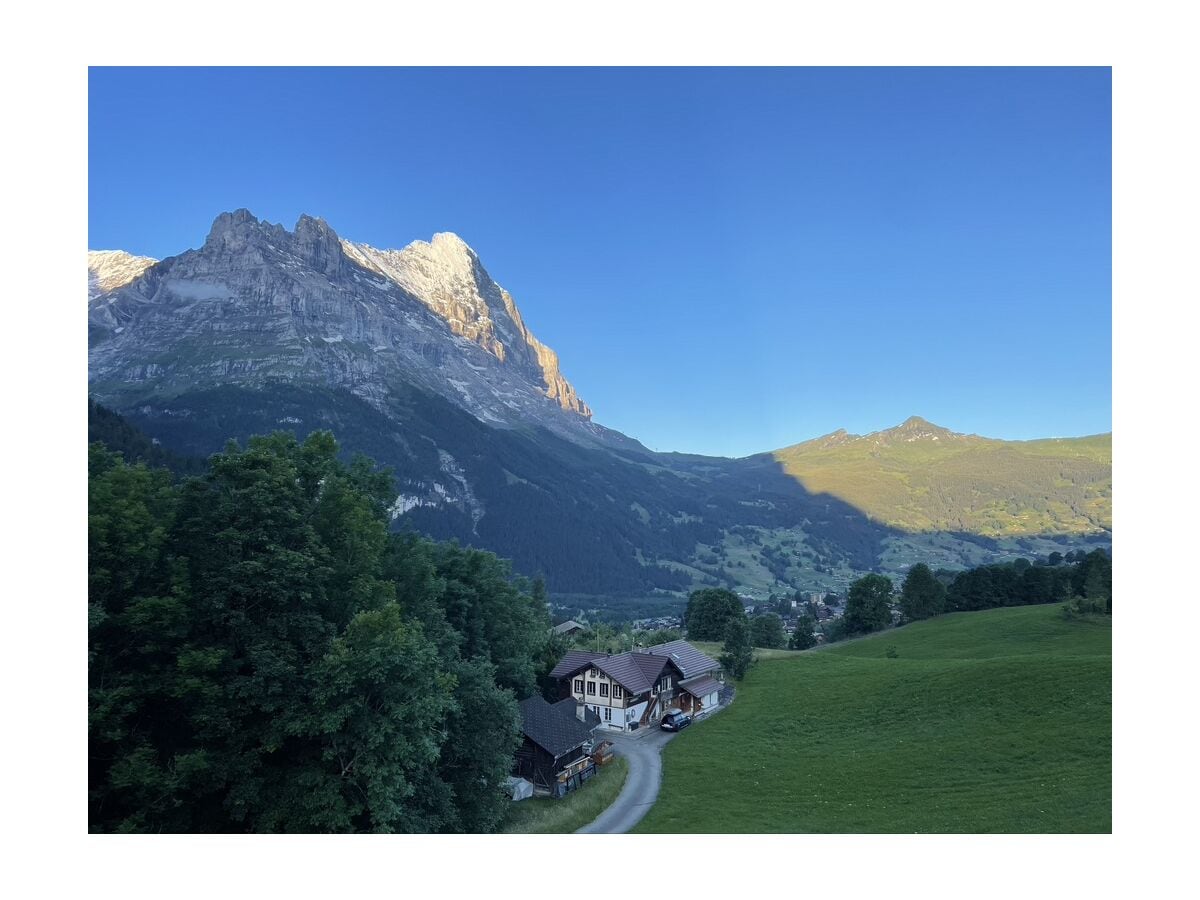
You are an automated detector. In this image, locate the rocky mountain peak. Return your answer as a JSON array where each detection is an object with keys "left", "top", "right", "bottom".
[
  {"left": 294, "top": 214, "right": 346, "bottom": 276},
  {"left": 205, "top": 208, "right": 261, "bottom": 246},
  {"left": 342, "top": 230, "right": 591, "bottom": 419},
  {"left": 872, "top": 416, "right": 967, "bottom": 444},
  {"left": 88, "top": 250, "right": 158, "bottom": 301},
  {"left": 89, "top": 208, "right": 595, "bottom": 439}
]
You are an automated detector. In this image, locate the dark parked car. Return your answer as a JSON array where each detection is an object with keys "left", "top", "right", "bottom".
[{"left": 660, "top": 710, "right": 692, "bottom": 731}]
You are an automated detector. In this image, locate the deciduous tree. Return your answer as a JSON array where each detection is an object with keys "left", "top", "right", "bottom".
[{"left": 844, "top": 574, "right": 894, "bottom": 636}]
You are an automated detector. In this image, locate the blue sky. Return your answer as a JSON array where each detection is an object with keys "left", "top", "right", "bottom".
[{"left": 89, "top": 68, "right": 1111, "bottom": 457}]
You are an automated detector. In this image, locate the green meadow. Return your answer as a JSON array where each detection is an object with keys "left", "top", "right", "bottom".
[
  {"left": 501, "top": 756, "right": 629, "bottom": 834},
  {"left": 637, "top": 605, "right": 1111, "bottom": 832}
]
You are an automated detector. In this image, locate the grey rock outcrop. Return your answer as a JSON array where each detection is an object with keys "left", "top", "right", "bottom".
[{"left": 88, "top": 209, "right": 603, "bottom": 442}]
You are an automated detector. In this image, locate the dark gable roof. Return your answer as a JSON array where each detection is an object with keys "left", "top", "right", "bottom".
[
  {"left": 548, "top": 641, "right": 719, "bottom": 694},
  {"left": 553, "top": 697, "right": 600, "bottom": 728},
  {"left": 548, "top": 650, "right": 606, "bottom": 680},
  {"left": 646, "top": 640, "right": 721, "bottom": 680},
  {"left": 596, "top": 652, "right": 668, "bottom": 695},
  {"left": 518, "top": 696, "right": 596, "bottom": 758}
]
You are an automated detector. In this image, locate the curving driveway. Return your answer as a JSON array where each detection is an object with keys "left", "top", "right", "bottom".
[{"left": 575, "top": 728, "right": 675, "bottom": 834}]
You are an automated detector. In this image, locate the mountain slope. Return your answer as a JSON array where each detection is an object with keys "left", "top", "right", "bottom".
[
  {"left": 770, "top": 417, "right": 1112, "bottom": 536},
  {"left": 87, "top": 210, "right": 1111, "bottom": 606}
]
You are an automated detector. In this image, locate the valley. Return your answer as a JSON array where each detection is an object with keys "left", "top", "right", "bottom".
[{"left": 88, "top": 210, "right": 1112, "bottom": 615}]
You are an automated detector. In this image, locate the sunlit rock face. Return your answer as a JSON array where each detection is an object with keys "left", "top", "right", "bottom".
[
  {"left": 342, "top": 231, "right": 591, "bottom": 418},
  {"left": 88, "top": 209, "right": 603, "bottom": 440},
  {"left": 88, "top": 250, "right": 157, "bottom": 301}
]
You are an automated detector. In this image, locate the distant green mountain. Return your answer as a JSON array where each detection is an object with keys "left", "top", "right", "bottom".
[
  {"left": 771, "top": 416, "right": 1111, "bottom": 537},
  {"left": 88, "top": 211, "right": 1111, "bottom": 610}
]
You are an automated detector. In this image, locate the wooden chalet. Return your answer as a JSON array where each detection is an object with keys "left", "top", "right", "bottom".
[{"left": 548, "top": 640, "right": 723, "bottom": 732}]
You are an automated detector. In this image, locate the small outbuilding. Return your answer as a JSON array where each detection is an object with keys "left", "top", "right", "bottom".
[{"left": 513, "top": 696, "right": 598, "bottom": 796}]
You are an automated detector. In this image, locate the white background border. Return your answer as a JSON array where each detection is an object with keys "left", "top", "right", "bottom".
[{"left": 2, "top": 0, "right": 1188, "bottom": 896}]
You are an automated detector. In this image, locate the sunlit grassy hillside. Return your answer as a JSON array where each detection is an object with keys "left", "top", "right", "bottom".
[{"left": 771, "top": 419, "right": 1111, "bottom": 536}]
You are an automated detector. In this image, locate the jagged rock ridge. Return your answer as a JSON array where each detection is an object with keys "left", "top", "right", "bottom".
[
  {"left": 88, "top": 210, "right": 597, "bottom": 439},
  {"left": 342, "top": 233, "right": 590, "bottom": 418}
]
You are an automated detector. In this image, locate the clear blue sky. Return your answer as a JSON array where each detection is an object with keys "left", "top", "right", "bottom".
[{"left": 89, "top": 67, "right": 1111, "bottom": 457}]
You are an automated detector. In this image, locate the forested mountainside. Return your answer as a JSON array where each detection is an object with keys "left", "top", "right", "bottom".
[{"left": 88, "top": 211, "right": 1111, "bottom": 603}]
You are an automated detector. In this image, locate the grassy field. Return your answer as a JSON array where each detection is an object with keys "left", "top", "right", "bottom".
[
  {"left": 638, "top": 605, "right": 1110, "bottom": 832},
  {"left": 692, "top": 640, "right": 796, "bottom": 660},
  {"left": 500, "top": 756, "right": 629, "bottom": 833}
]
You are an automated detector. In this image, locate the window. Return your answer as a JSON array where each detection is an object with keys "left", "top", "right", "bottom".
[
  {"left": 587, "top": 682, "right": 596, "bottom": 695},
  {"left": 574, "top": 679, "right": 583, "bottom": 694},
  {"left": 604, "top": 707, "right": 612, "bottom": 721},
  {"left": 613, "top": 685, "right": 622, "bottom": 699},
  {"left": 599, "top": 683, "right": 609, "bottom": 697}
]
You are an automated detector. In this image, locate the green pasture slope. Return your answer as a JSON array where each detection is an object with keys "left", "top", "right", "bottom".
[{"left": 637, "top": 605, "right": 1111, "bottom": 832}]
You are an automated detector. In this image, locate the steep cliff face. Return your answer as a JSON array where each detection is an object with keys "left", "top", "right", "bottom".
[
  {"left": 88, "top": 210, "right": 595, "bottom": 437},
  {"left": 341, "top": 234, "right": 591, "bottom": 418}
]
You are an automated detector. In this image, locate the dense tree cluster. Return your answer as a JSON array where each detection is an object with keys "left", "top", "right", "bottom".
[
  {"left": 720, "top": 618, "right": 754, "bottom": 681},
  {"left": 683, "top": 588, "right": 746, "bottom": 641},
  {"left": 748, "top": 613, "right": 786, "bottom": 649},
  {"left": 90, "top": 432, "right": 552, "bottom": 833},
  {"left": 899, "top": 563, "right": 947, "bottom": 621},
  {"left": 788, "top": 614, "right": 818, "bottom": 650},
  {"left": 842, "top": 574, "right": 895, "bottom": 636},
  {"left": 941, "top": 550, "right": 1111, "bottom": 614}
]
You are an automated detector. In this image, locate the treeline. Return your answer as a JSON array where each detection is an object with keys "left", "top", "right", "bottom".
[
  {"left": 940, "top": 550, "right": 1111, "bottom": 616},
  {"left": 90, "top": 431, "right": 553, "bottom": 833},
  {"left": 837, "top": 549, "right": 1113, "bottom": 639}
]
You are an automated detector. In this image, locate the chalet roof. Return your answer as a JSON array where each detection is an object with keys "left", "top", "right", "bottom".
[
  {"left": 548, "top": 650, "right": 606, "bottom": 680},
  {"left": 645, "top": 640, "right": 721, "bottom": 680},
  {"left": 518, "top": 696, "right": 596, "bottom": 759},
  {"left": 551, "top": 619, "right": 584, "bottom": 635},
  {"left": 548, "top": 641, "right": 718, "bottom": 695},
  {"left": 596, "top": 652, "right": 668, "bottom": 695},
  {"left": 678, "top": 674, "right": 722, "bottom": 698}
]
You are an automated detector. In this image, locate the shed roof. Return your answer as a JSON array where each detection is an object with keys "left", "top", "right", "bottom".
[
  {"left": 678, "top": 674, "right": 722, "bottom": 698},
  {"left": 518, "top": 696, "right": 596, "bottom": 758},
  {"left": 552, "top": 698, "right": 601, "bottom": 728}
]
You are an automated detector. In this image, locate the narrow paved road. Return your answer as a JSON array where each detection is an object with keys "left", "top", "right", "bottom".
[{"left": 576, "top": 729, "right": 675, "bottom": 834}]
